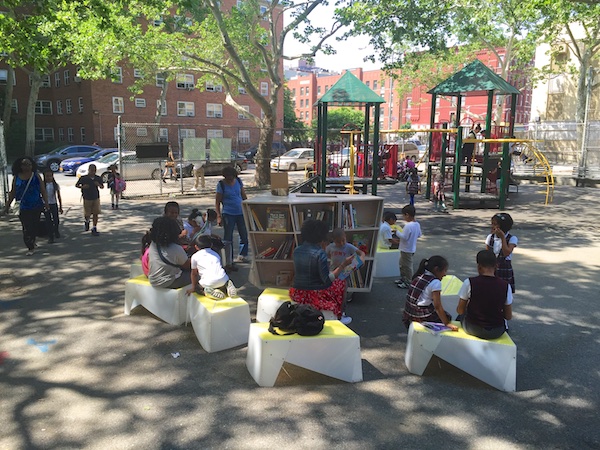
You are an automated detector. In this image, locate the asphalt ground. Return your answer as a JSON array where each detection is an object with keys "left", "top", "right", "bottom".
[{"left": 1, "top": 170, "right": 599, "bottom": 449}]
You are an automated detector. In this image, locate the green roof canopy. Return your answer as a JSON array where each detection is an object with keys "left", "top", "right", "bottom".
[
  {"left": 428, "top": 60, "right": 520, "bottom": 97},
  {"left": 318, "top": 70, "right": 385, "bottom": 106}
]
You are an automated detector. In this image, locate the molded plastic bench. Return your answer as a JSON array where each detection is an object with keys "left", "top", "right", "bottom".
[
  {"left": 255, "top": 287, "right": 337, "bottom": 323},
  {"left": 124, "top": 275, "right": 190, "bottom": 325},
  {"left": 187, "top": 292, "right": 251, "bottom": 353},
  {"left": 373, "top": 247, "right": 400, "bottom": 278},
  {"left": 246, "top": 321, "right": 363, "bottom": 387},
  {"left": 130, "top": 260, "right": 144, "bottom": 278},
  {"left": 405, "top": 321, "right": 516, "bottom": 392}
]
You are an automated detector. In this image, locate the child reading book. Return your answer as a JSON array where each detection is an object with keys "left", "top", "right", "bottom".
[{"left": 326, "top": 228, "right": 365, "bottom": 324}]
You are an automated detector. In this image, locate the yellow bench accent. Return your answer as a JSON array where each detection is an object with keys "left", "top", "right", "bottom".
[{"left": 256, "top": 287, "right": 337, "bottom": 322}]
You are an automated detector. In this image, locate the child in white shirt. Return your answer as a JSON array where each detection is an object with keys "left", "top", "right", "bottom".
[
  {"left": 395, "top": 204, "right": 422, "bottom": 289},
  {"left": 378, "top": 211, "right": 400, "bottom": 249},
  {"left": 187, "top": 235, "right": 237, "bottom": 300}
]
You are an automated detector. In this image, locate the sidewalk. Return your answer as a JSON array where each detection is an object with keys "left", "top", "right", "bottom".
[{"left": 1, "top": 182, "right": 599, "bottom": 449}]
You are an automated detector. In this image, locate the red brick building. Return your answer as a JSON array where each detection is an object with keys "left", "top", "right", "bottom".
[{"left": 287, "top": 49, "right": 532, "bottom": 133}]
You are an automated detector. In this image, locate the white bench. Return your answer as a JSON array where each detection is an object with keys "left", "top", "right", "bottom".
[
  {"left": 255, "top": 287, "right": 337, "bottom": 323},
  {"left": 405, "top": 321, "right": 516, "bottom": 392},
  {"left": 246, "top": 321, "right": 363, "bottom": 387},
  {"left": 124, "top": 275, "right": 190, "bottom": 325},
  {"left": 187, "top": 292, "right": 251, "bottom": 353},
  {"left": 373, "top": 247, "right": 400, "bottom": 278},
  {"left": 130, "top": 260, "right": 144, "bottom": 278},
  {"left": 440, "top": 275, "right": 463, "bottom": 320}
]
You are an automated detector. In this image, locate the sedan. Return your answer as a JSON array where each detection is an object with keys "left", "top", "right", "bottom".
[
  {"left": 60, "top": 148, "right": 118, "bottom": 175},
  {"left": 77, "top": 151, "right": 161, "bottom": 183},
  {"left": 271, "top": 148, "right": 314, "bottom": 171},
  {"left": 35, "top": 145, "right": 101, "bottom": 172}
]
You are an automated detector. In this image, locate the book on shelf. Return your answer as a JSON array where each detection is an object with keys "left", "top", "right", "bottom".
[
  {"left": 266, "top": 208, "right": 288, "bottom": 232},
  {"left": 257, "top": 246, "right": 277, "bottom": 259},
  {"left": 251, "top": 209, "right": 264, "bottom": 231},
  {"left": 351, "top": 233, "right": 370, "bottom": 254},
  {"left": 338, "top": 253, "right": 364, "bottom": 281},
  {"left": 420, "top": 322, "right": 454, "bottom": 335}
]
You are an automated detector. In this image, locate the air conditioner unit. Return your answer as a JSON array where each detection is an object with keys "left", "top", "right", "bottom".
[
  {"left": 556, "top": 44, "right": 568, "bottom": 55},
  {"left": 215, "top": 113, "right": 222, "bottom": 118},
  {"left": 186, "top": 112, "right": 194, "bottom": 117},
  {"left": 186, "top": 86, "right": 194, "bottom": 91}
]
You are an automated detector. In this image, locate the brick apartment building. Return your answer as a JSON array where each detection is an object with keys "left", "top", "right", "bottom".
[
  {"left": 0, "top": 1, "right": 284, "bottom": 155},
  {"left": 287, "top": 49, "right": 532, "bottom": 136}
]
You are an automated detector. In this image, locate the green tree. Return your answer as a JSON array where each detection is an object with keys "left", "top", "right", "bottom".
[{"left": 311, "top": 107, "right": 365, "bottom": 144}]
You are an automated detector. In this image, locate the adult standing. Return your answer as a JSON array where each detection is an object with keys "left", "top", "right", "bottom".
[
  {"left": 190, "top": 160, "right": 205, "bottom": 191},
  {"left": 162, "top": 144, "right": 176, "bottom": 182},
  {"left": 289, "top": 219, "right": 354, "bottom": 320},
  {"left": 215, "top": 166, "right": 248, "bottom": 271},
  {"left": 3, "top": 157, "right": 49, "bottom": 256},
  {"left": 75, "top": 164, "right": 104, "bottom": 236}
]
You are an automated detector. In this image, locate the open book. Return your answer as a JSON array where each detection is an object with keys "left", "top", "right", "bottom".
[
  {"left": 420, "top": 322, "right": 453, "bottom": 335},
  {"left": 338, "top": 253, "right": 364, "bottom": 281}
]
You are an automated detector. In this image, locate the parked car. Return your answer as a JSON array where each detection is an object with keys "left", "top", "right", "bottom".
[
  {"left": 175, "top": 153, "right": 248, "bottom": 178},
  {"left": 59, "top": 148, "right": 119, "bottom": 175},
  {"left": 35, "top": 145, "right": 101, "bottom": 172},
  {"left": 244, "top": 142, "right": 287, "bottom": 163},
  {"left": 271, "top": 148, "right": 314, "bottom": 171},
  {"left": 77, "top": 151, "right": 166, "bottom": 182},
  {"left": 330, "top": 147, "right": 354, "bottom": 169}
]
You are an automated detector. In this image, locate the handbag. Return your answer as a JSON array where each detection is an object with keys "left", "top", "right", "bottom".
[
  {"left": 156, "top": 244, "right": 184, "bottom": 269},
  {"left": 10, "top": 174, "right": 34, "bottom": 215}
]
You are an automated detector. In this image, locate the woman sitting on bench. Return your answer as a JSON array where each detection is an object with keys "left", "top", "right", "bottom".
[
  {"left": 289, "top": 219, "right": 354, "bottom": 320},
  {"left": 147, "top": 216, "right": 192, "bottom": 289}
]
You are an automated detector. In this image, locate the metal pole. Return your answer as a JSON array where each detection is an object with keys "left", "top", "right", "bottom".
[{"left": 578, "top": 67, "right": 594, "bottom": 183}]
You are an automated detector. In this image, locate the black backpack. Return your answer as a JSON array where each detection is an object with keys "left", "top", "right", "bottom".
[{"left": 268, "top": 301, "right": 325, "bottom": 336}]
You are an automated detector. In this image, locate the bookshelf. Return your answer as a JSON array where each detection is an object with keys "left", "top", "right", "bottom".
[{"left": 243, "top": 193, "right": 384, "bottom": 292}]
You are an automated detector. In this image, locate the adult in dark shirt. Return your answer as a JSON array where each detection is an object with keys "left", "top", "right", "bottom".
[
  {"left": 75, "top": 164, "right": 104, "bottom": 236},
  {"left": 456, "top": 250, "right": 513, "bottom": 339}
]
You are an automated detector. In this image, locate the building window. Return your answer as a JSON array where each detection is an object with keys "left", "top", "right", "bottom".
[
  {"left": 365, "top": 81, "right": 370, "bottom": 88},
  {"left": 156, "top": 74, "right": 165, "bottom": 87},
  {"left": 239, "top": 130, "right": 250, "bottom": 144},
  {"left": 300, "top": 99, "right": 304, "bottom": 108},
  {"left": 159, "top": 128, "right": 169, "bottom": 142},
  {"left": 11, "top": 99, "right": 17, "bottom": 113},
  {"left": 80, "top": 127, "right": 86, "bottom": 142},
  {"left": 259, "top": 5, "right": 268, "bottom": 15},
  {"left": 177, "top": 101, "right": 195, "bottom": 116},
  {"left": 238, "top": 85, "right": 247, "bottom": 94},
  {"left": 325, "top": 85, "right": 329, "bottom": 92},
  {"left": 300, "top": 87, "right": 304, "bottom": 95},
  {"left": 78, "top": 97, "right": 84, "bottom": 113},
  {"left": 373, "top": 80, "right": 378, "bottom": 90},
  {"left": 435, "top": 97, "right": 440, "bottom": 108},
  {"left": 178, "top": 128, "right": 196, "bottom": 140},
  {"left": 58, "top": 128, "right": 64, "bottom": 142},
  {"left": 54, "top": 72, "right": 60, "bottom": 87},
  {"left": 176, "top": 73, "right": 194, "bottom": 89},
  {"left": 67, "top": 127, "right": 74, "bottom": 142},
  {"left": 261, "top": 82, "right": 269, "bottom": 96},
  {"left": 206, "top": 103, "right": 223, "bottom": 118},
  {"left": 111, "top": 67, "right": 123, "bottom": 84},
  {"left": 136, "top": 128, "right": 148, "bottom": 136},
  {"left": 64, "top": 70, "right": 70, "bottom": 86},
  {"left": 305, "top": 87, "right": 309, "bottom": 95},
  {"left": 56, "top": 100, "right": 63, "bottom": 115},
  {"left": 135, "top": 98, "right": 146, "bottom": 108},
  {"left": 238, "top": 105, "right": 250, "bottom": 119},
  {"left": 41, "top": 75, "right": 51, "bottom": 88},
  {"left": 317, "top": 86, "right": 321, "bottom": 95},
  {"left": 381, "top": 80, "right": 385, "bottom": 88},
  {"left": 35, "top": 128, "right": 54, "bottom": 141},
  {"left": 66, "top": 99, "right": 72, "bottom": 114},
  {"left": 206, "top": 82, "right": 223, "bottom": 92},
  {"left": 156, "top": 99, "right": 167, "bottom": 115},
  {"left": 35, "top": 100, "right": 52, "bottom": 115},
  {"left": 207, "top": 129, "right": 223, "bottom": 146},
  {"left": 0, "top": 69, "right": 8, "bottom": 85},
  {"left": 112, "top": 97, "right": 125, "bottom": 113},
  {"left": 134, "top": 69, "right": 143, "bottom": 78},
  {"left": 407, "top": 97, "right": 412, "bottom": 109}
]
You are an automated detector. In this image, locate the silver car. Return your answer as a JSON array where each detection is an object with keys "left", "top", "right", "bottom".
[
  {"left": 271, "top": 148, "right": 314, "bottom": 171},
  {"left": 77, "top": 151, "right": 163, "bottom": 182}
]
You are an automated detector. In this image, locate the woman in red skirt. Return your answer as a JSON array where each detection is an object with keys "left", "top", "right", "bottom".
[{"left": 289, "top": 219, "right": 353, "bottom": 321}]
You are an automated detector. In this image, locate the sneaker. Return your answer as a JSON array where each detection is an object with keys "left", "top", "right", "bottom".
[
  {"left": 84, "top": 221, "right": 90, "bottom": 231},
  {"left": 394, "top": 279, "right": 402, "bottom": 284},
  {"left": 340, "top": 314, "right": 352, "bottom": 325},
  {"left": 115, "top": 204, "right": 119, "bottom": 209},
  {"left": 91, "top": 228, "right": 100, "bottom": 236},
  {"left": 190, "top": 187, "right": 197, "bottom": 192},
  {"left": 235, "top": 255, "right": 247, "bottom": 263},
  {"left": 204, "top": 286, "right": 225, "bottom": 300},
  {"left": 26, "top": 249, "right": 35, "bottom": 256},
  {"left": 111, "top": 204, "right": 115, "bottom": 210},
  {"left": 226, "top": 280, "right": 237, "bottom": 298},
  {"left": 396, "top": 281, "right": 409, "bottom": 289}
]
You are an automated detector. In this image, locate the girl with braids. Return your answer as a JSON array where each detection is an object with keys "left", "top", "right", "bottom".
[
  {"left": 486, "top": 213, "right": 517, "bottom": 293},
  {"left": 147, "top": 216, "right": 191, "bottom": 289},
  {"left": 402, "top": 255, "right": 458, "bottom": 331}
]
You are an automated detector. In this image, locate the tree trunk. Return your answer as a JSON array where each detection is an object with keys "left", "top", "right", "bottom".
[
  {"left": 25, "top": 71, "right": 42, "bottom": 157},
  {"left": 575, "top": 51, "right": 591, "bottom": 160},
  {"left": 2, "top": 66, "right": 15, "bottom": 143},
  {"left": 255, "top": 115, "right": 275, "bottom": 187}
]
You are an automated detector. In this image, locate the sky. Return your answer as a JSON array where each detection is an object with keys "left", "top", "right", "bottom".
[{"left": 282, "top": 4, "right": 382, "bottom": 72}]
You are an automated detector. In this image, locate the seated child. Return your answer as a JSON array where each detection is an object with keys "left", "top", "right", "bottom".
[
  {"left": 378, "top": 211, "right": 400, "bottom": 249},
  {"left": 183, "top": 209, "right": 203, "bottom": 242},
  {"left": 186, "top": 234, "right": 237, "bottom": 300},
  {"left": 190, "top": 209, "right": 218, "bottom": 241},
  {"left": 325, "top": 228, "right": 366, "bottom": 324},
  {"left": 456, "top": 250, "right": 513, "bottom": 340}
]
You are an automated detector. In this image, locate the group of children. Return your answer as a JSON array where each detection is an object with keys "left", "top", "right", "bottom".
[{"left": 379, "top": 204, "right": 517, "bottom": 340}]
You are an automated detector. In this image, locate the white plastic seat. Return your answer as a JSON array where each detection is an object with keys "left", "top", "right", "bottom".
[
  {"left": 405, "top": 321, "right": 517, "bottom": 392},
  {"left": 373, "top": 247, "right": 400, "bottom": 278},
  {"left": 256, "top": 287, "right": 337, "bottom": 323},
  {"left": 187, "top": 293, "right": 251, "bottom": 353},
  {"left": 246, "top": 321, "right": 363, "bottom": 387},
  {"left": 129, "top": 260, "right": 144, "bottom": 278},
  {"left": 124, "top": 275, "right": 190, "bottom": 325}
]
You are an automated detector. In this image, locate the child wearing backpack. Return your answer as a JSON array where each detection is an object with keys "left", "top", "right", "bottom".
[
  {"left": 186, "top": 234, "right": 237, "bottom": 300},
  {"left": 43, "top": 169, "right": 63, "bottom": 243},
  {"left": 107, "top": 164, "right": 125, "bottom": 210},
  {"left": 402, "top": 255, "right": 458, "bottom": 331},
  {"left": 405, "top": 167, "right": 420, "bottom": 206},
  {"left": 486, "top": 213, "right": 517, "bottom": 293}
]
